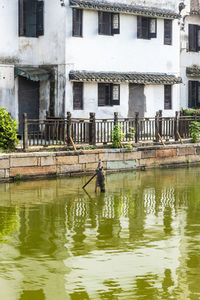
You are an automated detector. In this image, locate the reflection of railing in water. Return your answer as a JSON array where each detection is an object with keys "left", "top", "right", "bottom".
[{"left": 22, "top": 111, "right": 200, "bottom": 149}]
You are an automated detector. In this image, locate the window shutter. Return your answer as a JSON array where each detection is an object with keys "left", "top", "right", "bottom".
[
  {"left": 36, "top": 1, "right": 44, "bottom": 36},
  {"left": 197, "top": 26, "right": 200, "bottom": 51},
  {"left": 98, "top": 12, "right": 103, "bottom": 35},
  {"left": 111, "top": 84, "right": 120, "bottom": 105},
  {"left": 149, "top": 18, "right": 157, "bottom": 38},
  {"left": 164, "top": 19, "right": 172, "bottom": 45},
  {"left": 73, "top": 82, "right": 83, "bottom": 110},
  {"left": 112, "top": 13, "right": 120, "bottom": 34},
  {"left": 164, "top": 85, "right": 172, "bottom": 109},
  {"left": 24, "top": 0, "right": 37, "bottom": 37},
  {"left": 198, "top": 82, "right": 200, "bottom": 106},
  {"left": 137, "top": 16, "right": 143, "bottom": 38},
  {"left": 98, "top": 84, "right": 106, "bottom": 106},
  {"left": 188, "top": 81, "right": 197, "bottom": 107},
  {"left": 19, "top": 0, "right": 25, "bottom": 36},
  {"left": 189, "top": 24, "right": 197, "bottom": 52},
  {"left": 72, "top": 9, "right": 82, "bottom": 37},
  {"left": 99, "top": 12, "right": 112, "bottom": 35}
]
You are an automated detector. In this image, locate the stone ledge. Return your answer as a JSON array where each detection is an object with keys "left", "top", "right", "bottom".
[
  {"left": 56, "top": 156, "right": 79, "bottom": 165},
  {"left": 10, "top": 157, "right": 38, "bottom": 168},
  {"left": 156, "top": 149, "right": 177, "bottom": 158},
  {"left": 0, "top": 159, "right": 9, "bottom": 169},
  {"left": 10, "top": 166, "right": 56, "bottom": 177}
]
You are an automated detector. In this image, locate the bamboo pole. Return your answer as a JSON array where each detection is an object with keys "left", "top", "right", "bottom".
[
  {"left": 82, "top": 173, "right": 97, "bottom": 189},
  {"left": 158, "top": 133, "right": 166, "bottom": 147},
  {"left": 177, "top": 131, "right": 183, "bottom": 144}
]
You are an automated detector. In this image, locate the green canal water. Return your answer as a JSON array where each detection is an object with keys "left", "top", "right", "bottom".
[{"left": 0, "top": 168, "right": 200, "bottom": 300}]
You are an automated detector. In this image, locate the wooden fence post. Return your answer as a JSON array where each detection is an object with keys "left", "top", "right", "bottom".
[
  {"left": 135, "top": 112, "right": 139, "bottom": 143},
  {"left": 159, "top": 110, "right": 162, "bottom": 137},
  {"left": 23, "top": 113, "right": 28, "bottom": 151},
  {"left": 174, "top": 111, "right": 178, "bottom": 141},
  {"left": 89, "top": 112, "right": 96, "bottom": 145},
  {"left": 114, "top": 112, "right": 118, "bottom": 126},
  {"left": 67, "top": 111, "right": 71, "bottom": 145},
  {"left": 155, "top": 112, "right": 159, "bottom": 142}
]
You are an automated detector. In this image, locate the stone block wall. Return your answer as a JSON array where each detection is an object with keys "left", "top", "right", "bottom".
[{"left": 1, "top": 144, "right": 200, "bottom": 182}]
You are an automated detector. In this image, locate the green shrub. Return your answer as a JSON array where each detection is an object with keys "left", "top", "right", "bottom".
[
  {"left": 0, "top": 107, "right": 19, "bottom": 150},
  {"left": 189, "top": 121, "right": 200, "bottom": 143},
  {"left": 111, "top": 124, "right": 125, "bottom": 148}
]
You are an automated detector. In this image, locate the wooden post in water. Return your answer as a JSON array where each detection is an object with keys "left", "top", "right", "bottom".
[{"left": 95, "top": 160, "right": 105, "bottom": 193}]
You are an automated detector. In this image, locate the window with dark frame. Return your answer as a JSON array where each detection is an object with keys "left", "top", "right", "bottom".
[
  {"left": 98, "top": 83, "right": 120, "bottom": 106},
  {"left": 73, "top": 82, "right": 83, "bottom": 110},
  {"left": 164, "top": 85, "right": 172, "bottom": 110},
  {"left": 189, "top": 24, "right": 200, "bottom": 52},
  {"left": 19, "top": 0, "right": 44, "bottom": 37},
  {"left": 164, "top": 19, "right": 172, "bottom": 45},
  {"left": 98, "top": 12, "right": 120, "bottom": 35},
  {"left": 137, "top": 16, "right": 157, "bottom": 39},
  {"left": 72, "top": 8, "right": 82, "bottom": 37},
  {"left": 188, "top": 81, "right": 200, "bottom": 108}
]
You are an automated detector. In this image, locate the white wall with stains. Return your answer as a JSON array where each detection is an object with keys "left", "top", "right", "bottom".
[{"left": 65, "top": 0, "right": 181, "bottom": 118}]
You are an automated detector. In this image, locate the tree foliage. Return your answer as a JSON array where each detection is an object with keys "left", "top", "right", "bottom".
[{"left": 0, "top": 107, "right": 19, "bottom": 150}]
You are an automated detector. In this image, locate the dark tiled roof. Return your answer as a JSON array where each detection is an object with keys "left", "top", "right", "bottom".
[
  {"left": 69, "top": 71, "right": 182, "bottom": 84},
  {"left": 186, "top": 66, "right": 200, "bottom": 77},
  {"left": 70, "top": 0, "right": 180, "bottom": 19}
]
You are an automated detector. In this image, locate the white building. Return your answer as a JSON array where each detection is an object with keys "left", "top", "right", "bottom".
[
  {"left": 0, "top": 0, "right": 66, "bottom": 133},
  {"left": 180, "top": 0, "right": 200, "bottom": 109},
  {"left": 0, "top": 0, "right": 182, "bottom": 131},
  {"left": 66, "top": 0, "right": 181, "bottom": 118}
]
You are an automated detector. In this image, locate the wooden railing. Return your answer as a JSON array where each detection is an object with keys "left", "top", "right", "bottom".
[{"left": 22, "top": 111, "right": 200, "bottom": 150}]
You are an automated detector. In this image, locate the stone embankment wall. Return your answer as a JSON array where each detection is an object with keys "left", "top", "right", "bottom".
[{"left": 0, "top": 144, "right": 200, "bottom": 182}]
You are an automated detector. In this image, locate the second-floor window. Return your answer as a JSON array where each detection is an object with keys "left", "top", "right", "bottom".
[
  {"left": 98, "top": 12, "right": 120, "bottom": 35},
  {"left": 189, "top": 24, "right": 200, "bottom": 52},
  {"left": 137, "top": 16, "right": 157, "bottom": 39},
  {"left": 164, "top": 19, "right": 172, "bottom": 45},
  {"left": 19, "top": 0, "right": 44, "bottom": 37},
  {"left": 72, "top": 9, "right": 83, "bottom": 37}
]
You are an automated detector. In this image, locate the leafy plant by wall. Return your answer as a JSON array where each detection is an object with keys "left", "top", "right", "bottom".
[
  {"left": 0, "top": 107, "right": 19, "bottom": 150},
  {"left": 189, "top": 121, "right": 200, "bottom": 143}
]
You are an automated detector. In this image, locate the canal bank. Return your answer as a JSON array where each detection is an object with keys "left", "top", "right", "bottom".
[{"left": 1, "top": 143, "right": 200, "bottom": 182}]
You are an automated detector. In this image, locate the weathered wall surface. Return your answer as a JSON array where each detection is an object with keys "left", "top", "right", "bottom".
[
  {"left": 1, "top": 144, "right": 200, "bottom": 182},
  {"left": 180, "top": 13, "right": 200, "bottom": 109},
  {"left": 65, "top": 3, "right": 180, "bottom": 118}
]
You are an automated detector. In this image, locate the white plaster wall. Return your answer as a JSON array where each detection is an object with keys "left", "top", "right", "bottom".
[
  {"left": 66, "top": 10, "right": 180, "bottom": 74},
  {"left": 180, "top": 14, "right": 200, "bottom": 109},
  {"left": 65, "top": 1, "right": 181, "bottom": 118},
  {"left": 66, "top": 81, "right": 129, "bottom": 119},
  {"left": 0, "top": 0, "right": 18, "bottom": 62},
  {"left": 145, "top": 84, "right": 180, "bottom": 117},
  {"left": 0, "top": 65, "right": 17, "bottom": 119},
  {"left": 19, "top": 0, "right": 66, "bottom": 65}
]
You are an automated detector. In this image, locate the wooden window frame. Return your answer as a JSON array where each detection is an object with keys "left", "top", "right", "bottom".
[
  {"left": 72, "top": 8, "right": 83, "bottom": 37},
  {"left": 98, "top": 12, "right": 120, "bottom": 36},
  {"left": 18, "top": 0, "right": 44, "bottom": 37},
  {"left": 189, "top": 24, "right": 200, "bottom": 52},
  {"left": 188, "top": 81, "right": 200, "bottom": 108},
  {"left": 164, "top": 85, "right": 172, "bottom": 110},
  {"left": 98, "top": 83, "right": 120, "bottom": 106},
  {"left": 73, "top": 82, "right": 83, "bottom": 110},
  {"left": 137, "top": 16, "right": 157, "bottom": 40},
  {"left": 164, "top": 19, "right": 172, "bottom": 45}
]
